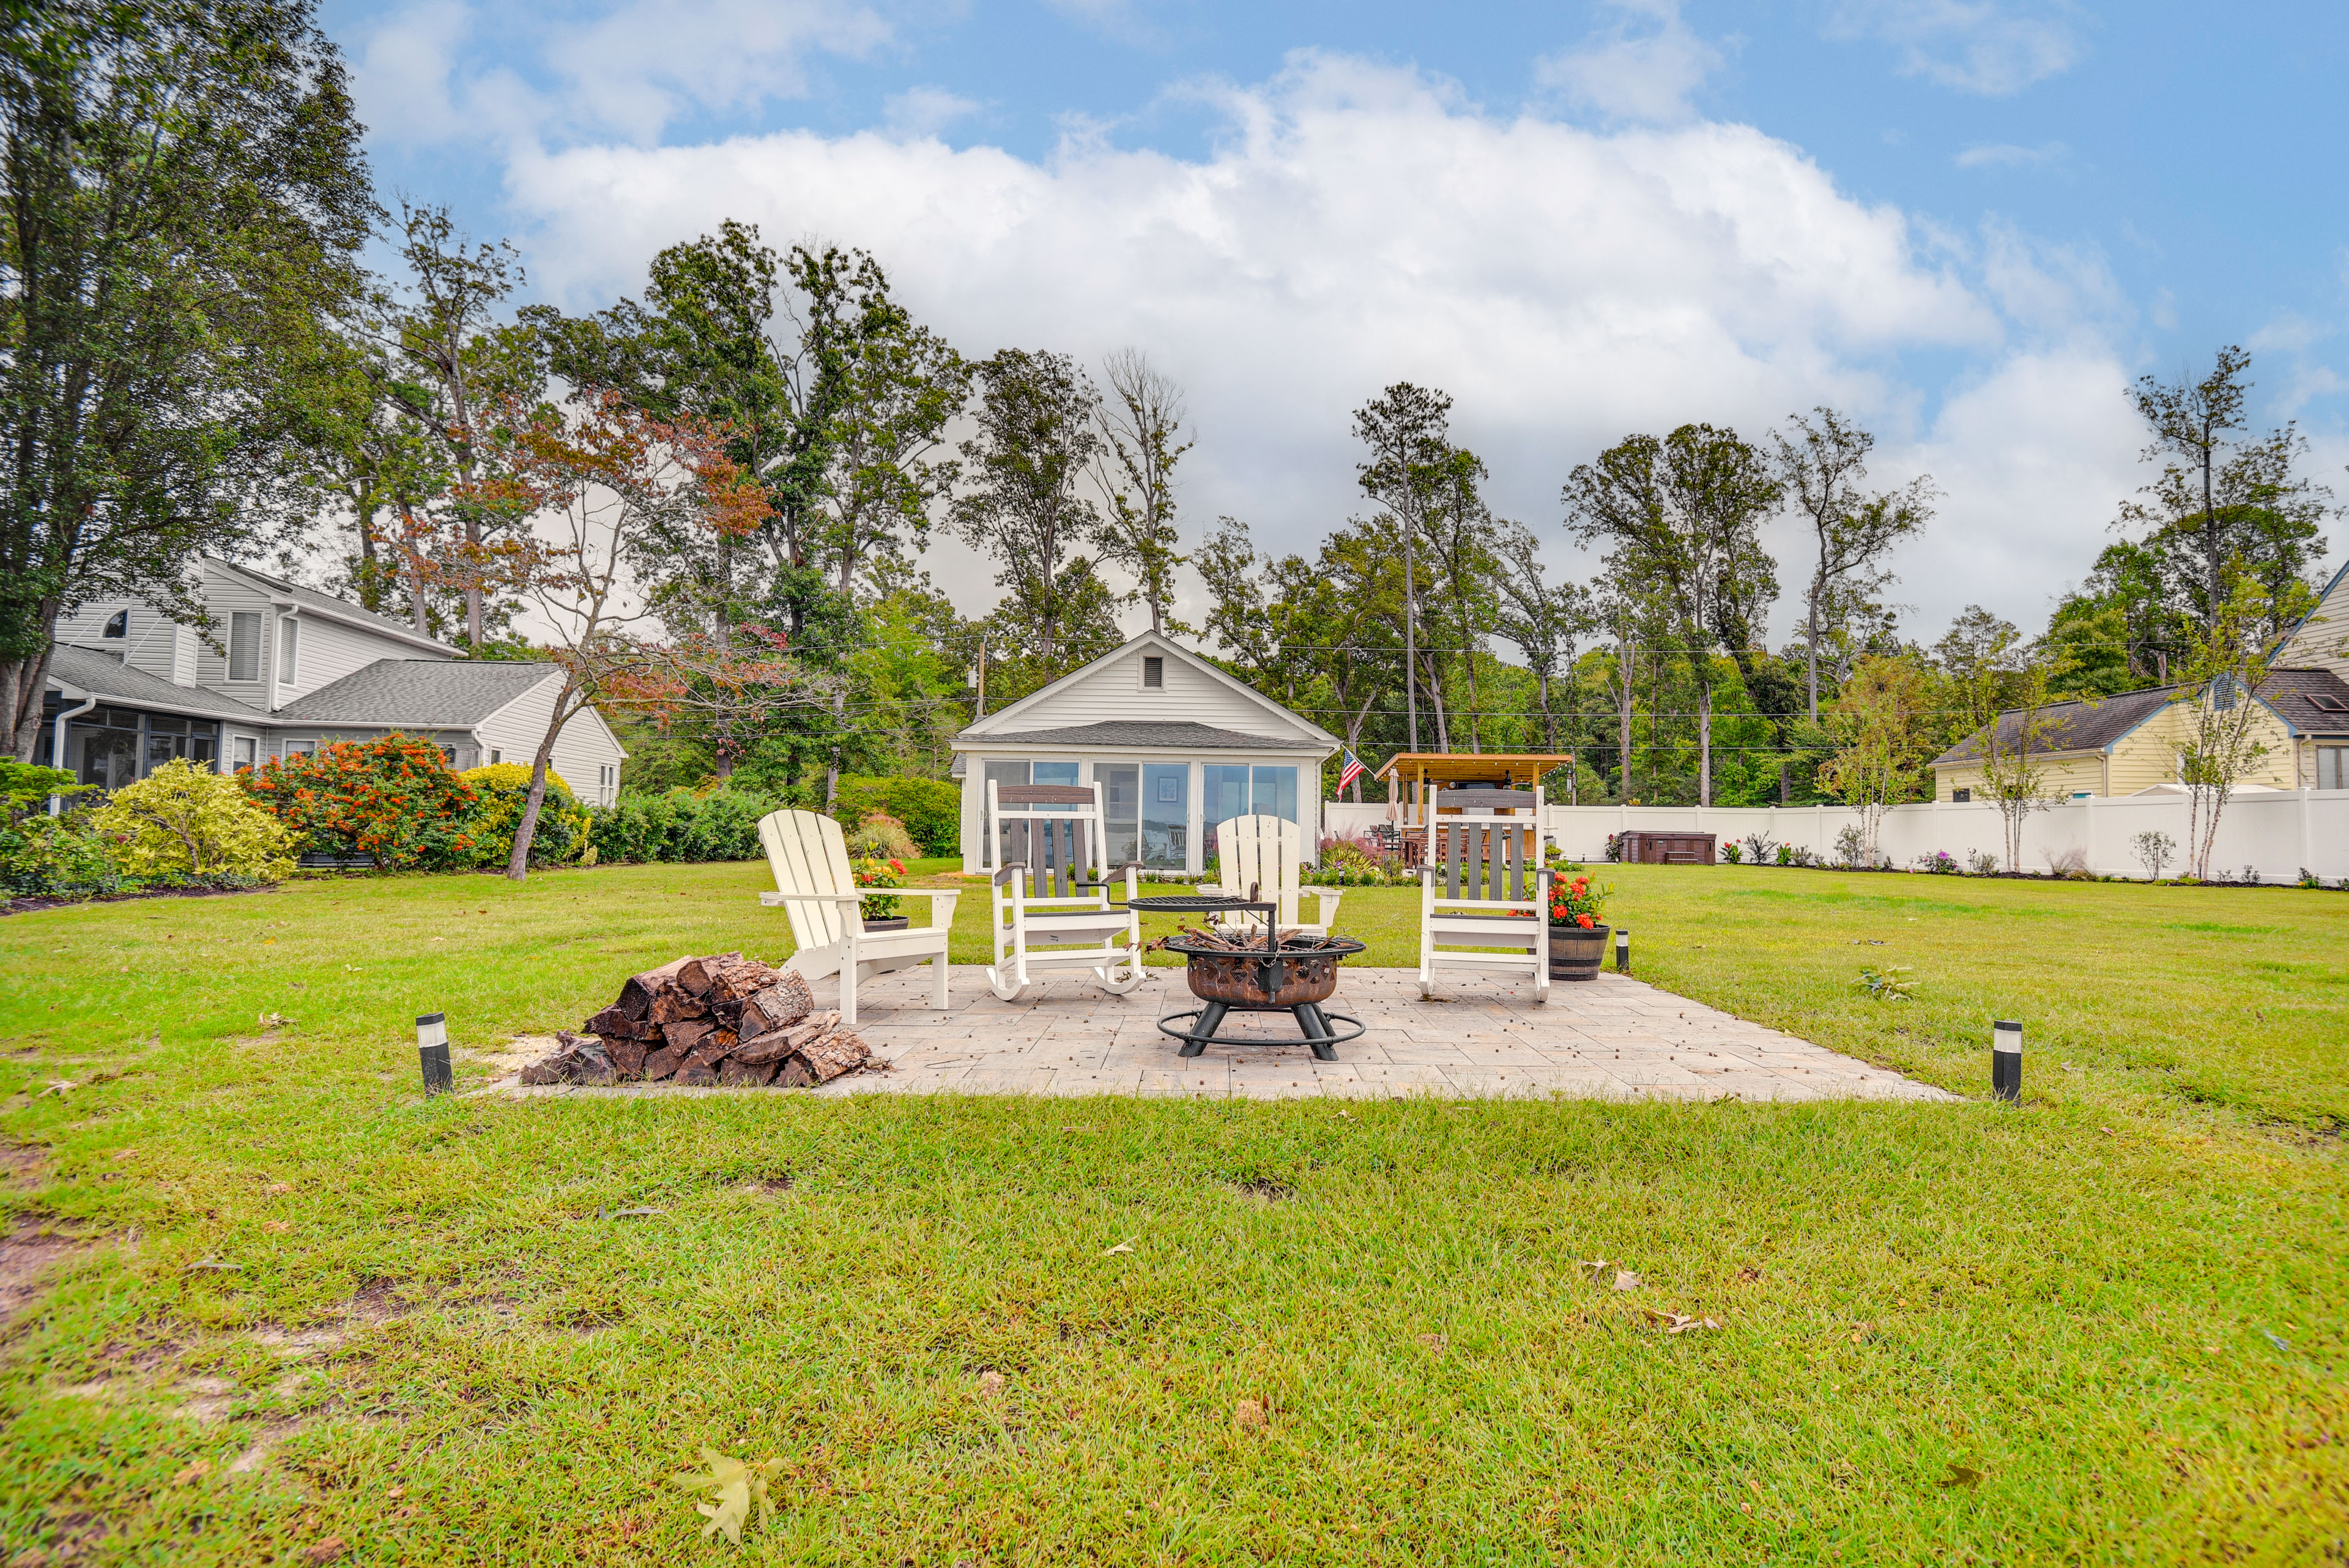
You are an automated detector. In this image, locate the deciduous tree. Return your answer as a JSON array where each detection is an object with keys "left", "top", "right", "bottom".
[
  {"left": 1773, "top": 407, "right": 1935, "bottom": 720},
  {"left": 1093, "top": 349, "right": 1191, "bottom": 636}
]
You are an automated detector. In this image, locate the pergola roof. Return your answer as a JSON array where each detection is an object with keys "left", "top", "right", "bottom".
[{"left": 1374, "top": 752, "right": 1578, "bottom": 786}]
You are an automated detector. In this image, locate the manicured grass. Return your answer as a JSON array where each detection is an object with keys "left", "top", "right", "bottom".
[{"left": 0, "top": 861, "right": 2343, "bottom": 1564}]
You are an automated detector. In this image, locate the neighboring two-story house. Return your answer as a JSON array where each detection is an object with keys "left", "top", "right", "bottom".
[
  {"left": 1931, "top": 560, "right": 2349, "bottom": 799},
  {"left": 35, "top": 557, "right": 626, "bottom": 801}
]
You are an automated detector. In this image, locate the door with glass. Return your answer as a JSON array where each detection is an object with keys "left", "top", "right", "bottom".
[{"left": 1094, "top": 764, "right": 1140, "bottom": 868}]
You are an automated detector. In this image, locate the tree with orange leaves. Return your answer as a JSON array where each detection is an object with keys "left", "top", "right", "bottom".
[{"left": 465, "top": 392, "right": 829, "bottom": 879}]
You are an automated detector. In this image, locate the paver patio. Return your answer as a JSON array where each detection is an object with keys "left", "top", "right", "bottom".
[{"left": 496, "top": 965, "right": 1955, "bottom": 1102}]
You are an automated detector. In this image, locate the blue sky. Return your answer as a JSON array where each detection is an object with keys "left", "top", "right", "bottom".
[{"left": 321, "top": 0, "right": 2348, "bottom": 641}]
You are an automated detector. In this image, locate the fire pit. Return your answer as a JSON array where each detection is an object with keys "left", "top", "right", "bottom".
[{"left": 1127, "top": 894, "right": 1365, "bottom": 1061}]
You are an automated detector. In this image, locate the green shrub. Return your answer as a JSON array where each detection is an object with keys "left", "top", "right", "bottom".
[
  {"left": 846, "top": 811, "right": 919, "bottom": 860},
  {"left": 585, "top": 786, "right": 781, "bottom": 864},
  {"left": 0, "top": 811, "right": 125, "bottom": 897},
  {"left": 242, "top": 735, "right": 481, "bottom": 870},
  {"left": 92, "top": 759, "right": 297, "bottom": 883},
  {"left": 459, "top": 764, "right": 590, "bottom": 868},
  {"left": 833, "top": 775, "right": 958, "bottom": 856}
]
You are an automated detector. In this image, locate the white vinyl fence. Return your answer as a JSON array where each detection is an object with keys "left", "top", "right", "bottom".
[{"left": 1324, "top": 793, "right": 2349, "bottom": 883}]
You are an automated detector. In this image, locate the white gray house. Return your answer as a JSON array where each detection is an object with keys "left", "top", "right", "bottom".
[
  {"left": 949, "top": 631, "right": 1340, "bottom": 875},
  {"left": 37, "top": 557, "right": 626, "bottom": 801}
]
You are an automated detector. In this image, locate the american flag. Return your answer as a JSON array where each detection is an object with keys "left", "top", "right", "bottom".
[{"left": 1338, "top": 748, "right": 1367, "bottom": 792}]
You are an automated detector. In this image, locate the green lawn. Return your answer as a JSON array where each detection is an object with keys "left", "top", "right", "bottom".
[{"left": 0, "top": 861, "right": 2343, "bottom": 1563}]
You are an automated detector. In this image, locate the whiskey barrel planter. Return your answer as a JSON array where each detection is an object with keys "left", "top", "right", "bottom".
[{"left": 1548, "top": 922, "right": 1611, "bottom": 982}]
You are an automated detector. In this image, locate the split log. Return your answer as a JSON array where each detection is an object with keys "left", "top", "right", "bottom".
[
  {"left": 522, "top": 1033, "right": 614, "bottom": 1087},
  {"left": 733, "top": 1010, "right": 837, "bottom": 1068},
  {"left": 789, "top": 1025, "right": 869, "bottom": 1083},
  {"left": 642, "top": 1044, "right": 685, "bottom": 1082},
  {"left": 660, "top": 1018, "right": 714, "bottom": 1054},
  {"left": 617, "top": 957, "right": 692, "bottom": 1018},
  {"left": 650, "top": 988, "right": 710, "bottom": 1025},
  {"left": 601, "top": 1036, "right": 649, "bottom": 1079},
  {"left": 718, "top": 1057, "right": 776, "bottom": 1088},
  {"left": 585, "top": 1007, "right": 658, "bottom": 1040},
  {"left": 776, "top": 1058, "right": 816, "bottom": 1088},
  {"left": 681, "top": 1030, "right": 738, "bottom": 1074},
  {"left": 708, "top": 955, "right": 782, "bottom": 1005},
  {"left": 676, "top": 953, "right": 744, "bottom": 998},
  {"left": 737, "top": 974, "right": 814, "bottom": 1042},
  {"left": 674, "top": 1062, "right": 721, "bottom": 1087}
]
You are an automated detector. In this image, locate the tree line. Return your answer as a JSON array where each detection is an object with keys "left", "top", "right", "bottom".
[{"left": 0, "top": 2, "right": 2334, "bottom": 879}]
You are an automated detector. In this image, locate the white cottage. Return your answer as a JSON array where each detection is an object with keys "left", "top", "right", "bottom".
[{"left": 949, "top": 631, "right": 1340, "bottom": 875}]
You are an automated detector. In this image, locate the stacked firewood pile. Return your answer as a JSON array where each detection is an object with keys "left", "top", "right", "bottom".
[{"left": 522, "top": 953, "right": 871, "bottom": 1088}]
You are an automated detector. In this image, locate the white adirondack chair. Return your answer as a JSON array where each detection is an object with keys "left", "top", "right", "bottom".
[
  {"left": 1198, "top": 814, "right": 1343, "bottom": 938},
  {"left": 755, "top": 809, "right": 959, "bottom": 1028},
  {"left": 1417, "top": 785, "right": 1553, "bottom": 1003},
  {"left": 984, "top": 781, "right": 1145, "bottom": 1001}
]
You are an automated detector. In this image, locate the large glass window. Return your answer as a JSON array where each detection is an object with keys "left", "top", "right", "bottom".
[
  {"left": 69, "top": 709, "right": 141, "bottom": 791},
  {"left": 1095, "top": 764, "right": 1139, "bottom": 867},
  {"left": 1252, "top": 765, "right": 1299, "bottom": 823},
  {"left": 2321, "top": 746, "right": 2348, "bottom": 791},
  {"left": 1141, "top": 763, "right": 1188, "bottom": 869},
  {"left": 228, "top": 612, "right": 261, "bottom": 682},
  {"left": 1033, "top": 760, "right": 1080, "bottom": 786},
  {"left": 1201, "top": 762, "right": 1300, "bottom": 855}
]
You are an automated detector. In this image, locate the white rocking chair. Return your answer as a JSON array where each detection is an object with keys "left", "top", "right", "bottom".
[
  {"left": 1198, "top": 814, "right": 1343, "bottom": 938},
  {"left": 1418, "top": 785, "right": 1553, "bottom": 1004},
  {"left": 984, "top": 781, "right": 1145, "bottom": 1001},
  {"left": 755, "top": 809, "right": 959, "bottom": 1028}
]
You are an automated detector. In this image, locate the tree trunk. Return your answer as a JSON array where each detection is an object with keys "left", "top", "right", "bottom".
[
  {"left": 4, "top": 643, "right": 61, "bottom": 763},
  {"left": 1616, "top": 642, "right": 1635, "bottom": 801},
  {"left": 1698, "top": 682, "right": 1713, "bottom": 809},
  {"left": 1424, "top": 652, "right": 1451, "bottom": 752},
  {"left": 506, "top": 685, "right": 575, "bottom": 880},
  {"left": 1805, "top": 589, "right": 1821, "bottom": 721}
]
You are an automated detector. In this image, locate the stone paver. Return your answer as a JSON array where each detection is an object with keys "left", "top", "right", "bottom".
[{"left": 489, "top": 965, "right": 1953, "bottom": 1104}]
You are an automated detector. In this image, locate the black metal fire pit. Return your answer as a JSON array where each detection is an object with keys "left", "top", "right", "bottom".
[{"left": 1127, "top": 893, "right": 1365, "bottom": 1061}]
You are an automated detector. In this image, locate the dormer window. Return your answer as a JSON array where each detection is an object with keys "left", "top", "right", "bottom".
[
  {"left": 1142, "top": 655, "right": 1163, "bottom": 689},
  {"left": 102, "top": 609, "right": 127, "bottom": 639}
]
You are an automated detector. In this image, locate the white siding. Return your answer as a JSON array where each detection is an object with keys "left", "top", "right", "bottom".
[
  {"left": 473, "top": 675, "right": 629, "bottom": 804},
  {"left": 171, "top": 624, "right": 198, "bottom": 686},
  {"left": 278, "top": 614, "right": 410, "bottom": 704},
  {"left": 973, "top": 638, "right": 1324, "bottom": 743},
  {"left": 53, "top": 601, "right": 188, "bottom": 686},
  {"left": 2279, "top": 570, "right": 2349, "bottom": 682},
  {"left": 193, "top": 568, "right": 276, "bottom": 699}
]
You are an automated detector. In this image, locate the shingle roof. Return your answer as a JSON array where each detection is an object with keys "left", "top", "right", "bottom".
[
  {"left": 272, "top": 660, "right": 557, "bottom": 726},
  {"left": 1933, "top": 685, "right": 2184, "bottom": 766},
  {"left": 2257, "top": 667, "right": 2349, "bottom": 735},
  {"left": 957, "top": 719, "right": 1325, "bottom": 752},
  {"left": 207, "top": 557, "right": 458, "bottom": 651},
  {"left": 46, "top": 642, "right": 266, "bottom": 720}
]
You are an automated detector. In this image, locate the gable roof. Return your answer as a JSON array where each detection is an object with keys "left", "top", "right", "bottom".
[
  {"left": 46, "top": 642, "right": 268, "bottom": 721},
  {"left": 1932, "top": 685, "right": 2184, "bottom": 766},
  {"left": 956, "top": 630, "right": 1337, "bottom": 749},
  {"left": 272, "top": 660, "right": 557, "bottom": 727},
  {"left": 967, "top": 719, "right": 1319, "bottom": 752},
  {"left": 2257, "top": 667, "right": 2349, "bottom": 735},
  {"left": 206, "top": 557, "right": 459, "bottom": 656}
]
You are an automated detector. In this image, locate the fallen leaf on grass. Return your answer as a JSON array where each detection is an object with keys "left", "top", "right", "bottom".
[
  {"left": 1734, "top": 1266, "right": 1763, "bottom": 1283},
  {"left": 264, "top": 1183, "right": 296, "bottom": 1195},
  {"left": 1416, "top": 1333, "right": 1448, "bottom": 1354},
  {"left": 976, "top": 1370, "right": 1004, "bottom": 1397},
  {"left": 303, "top": 1538, "right": 345, "bottom": 1564},
  {"left": 596, "top": 1207, "right": 664, "bottom": 1221},
  {"left": 1641, "top": 1309, "right": 1721, "bottom": 1334},
  {"left": 1577, "top": 1258, "right": 1611, "bottom": 1282},
  {"left": 1849, "top": 1322, "right": 1872, "bottom": 1343},
  {"left": 1937, "top": 1465, "right": 1983, "bottom": 1489},
  {"left": 1102, "top": 1240, "right": 1135, "bottom": 1257},
  {"left": 1612, "top": 1271, "right": 1641, "bottom": 1292},
  {"left": 1233, "top": 1399, "right": 1267, "bottom": 1431},
  {"left": 173, "top": 1461, "right": 212, "bottom": 1485},
  {"left": 261, "top": 1221, "right": 292, "bottom": 1235},
  {"left": 183, "top": 1257, "right": 242, "bottom": 1273},
  {"left": 670, "top": 1447, "right": 781, "bottom": 1547}
]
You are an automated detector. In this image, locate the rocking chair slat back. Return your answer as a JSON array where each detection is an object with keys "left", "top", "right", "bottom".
[
  {"left": 992, "top": 783, "right": 1105, "bottom": 901},
  {"left": 1431, "top": 787, "right": 1541, "bottom": 904},
  {"left": 1212, "top": 814, "right": 1304, "bottom": 927}
]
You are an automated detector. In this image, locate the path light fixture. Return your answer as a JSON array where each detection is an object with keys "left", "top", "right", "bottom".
[
  {"left": 1992, "top": 1020, "right": 2022, "bottom": 1103},
  {"left": 417, "top": 1013, "right": 453, "bottom": 1096},
  {"left": 1615, "top": 928, "right": 1631, "bottom": 975}
]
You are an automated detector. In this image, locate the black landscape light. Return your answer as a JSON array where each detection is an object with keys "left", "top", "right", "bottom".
[
  {"left": 1992, "top": 1020, "right": 2022, "bottom": 1103},
  {"left": 417, "top": 1013, "right": 453, "bottom": 1096},
  {"left": 1614, "top": 927, "right": 1630, "bottom": 975}
]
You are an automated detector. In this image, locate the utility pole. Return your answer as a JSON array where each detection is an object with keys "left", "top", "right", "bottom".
[
  {"left": 1403, "top": 527, "right": 1419, "bottom": 752},
  {"left": 974, "top": 635, "right": 987, "bottom": 719}
]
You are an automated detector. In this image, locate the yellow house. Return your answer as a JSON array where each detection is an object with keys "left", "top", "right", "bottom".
[
  {"left": 2270, "top": 560, "right": 2349, "bottom": 790},
  {"left": 1930, "top": 682, "right": 2312, "bottom": 801}
]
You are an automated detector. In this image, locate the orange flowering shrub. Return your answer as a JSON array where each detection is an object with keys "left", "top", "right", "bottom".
[
  {"left": 1547, "top": 871, "right": 1611, "bottom": 929},
  {"left": 242, "top": 734, "right": 480, "bottom": 871}
]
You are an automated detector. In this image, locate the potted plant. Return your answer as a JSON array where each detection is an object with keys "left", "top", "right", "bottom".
[
  {"left": 1546, "top": 871, "right": 1612, "bottom": 982},
  {"left": 853, "top": 855, "right": 909, "bottom": 930}
]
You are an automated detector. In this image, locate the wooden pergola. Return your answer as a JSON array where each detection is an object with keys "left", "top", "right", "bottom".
[{"left": 1374, "top": 752, "right": 1579, "bottom": 827}]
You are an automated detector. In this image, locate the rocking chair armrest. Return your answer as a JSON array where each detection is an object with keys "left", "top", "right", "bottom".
[
  {"left": 877, "top": 888, "right": 962, "bottom": 901},
  {"left": 760, "top": 891, "right": 864, "bottom": 906},
  {"left": 992, "top": 862, "right": 1028, "bottom": 886}
]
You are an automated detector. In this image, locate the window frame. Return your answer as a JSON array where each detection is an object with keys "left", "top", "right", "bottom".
[{"left": 228, "top": 612, "right": 262, "bottom": 682}]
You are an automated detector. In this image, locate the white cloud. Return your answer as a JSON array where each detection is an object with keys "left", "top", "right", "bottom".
[
  {"left": 883, "top": 86, "right": 984, "bottom": 140},
  {"left": 1534, "top": 0, "right": 1724, "bottom": 125},
  {"left": 1953, "top": 139, "right": 2065, "bottom": 169},
  {"left": 500, "top": 51, "right": 2140, "bottom": 640},
  {"left": 1827, "top": 1, "right": 2084, "bottom": 95},
  {"left": 349, "top": 0, "right": 895, "bottom": 149}
]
